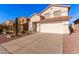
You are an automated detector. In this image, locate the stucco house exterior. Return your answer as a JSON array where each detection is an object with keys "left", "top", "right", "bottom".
[
  {"left": 29, "top": 5, "right": 71, "bottom": 34},
  {"left": 29, "top": 14, "right": 45, "bottom": 31},
  {"left": 3, "top": 20, "right": 15, "bottom": 32}
]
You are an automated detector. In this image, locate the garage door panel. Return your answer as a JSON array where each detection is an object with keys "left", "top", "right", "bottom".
[{"left": 39, "top": 23, "right": 64, "bottom": 34}]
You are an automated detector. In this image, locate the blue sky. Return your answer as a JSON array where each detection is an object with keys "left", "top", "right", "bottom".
[
  {"left": 0, "top": 4, "right": 79, "bottom": 24},
  {"left": 68, "top": 4, "right": 79, "bottom": 24}
]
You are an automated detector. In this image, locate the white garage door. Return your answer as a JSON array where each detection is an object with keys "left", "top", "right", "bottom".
[{"left": 37, "top": 22, "right": 64, "bottom": 34}]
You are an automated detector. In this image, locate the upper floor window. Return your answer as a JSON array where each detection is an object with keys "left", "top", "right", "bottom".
[
  {"left": 50, "top": 7, "right": 53, "bottom": 10},
  {"left": 44, "top": 13, "right": 51, "bottom": 17},
  {"left": 54, "top": 10, "right": 61, "bottom": 16}
]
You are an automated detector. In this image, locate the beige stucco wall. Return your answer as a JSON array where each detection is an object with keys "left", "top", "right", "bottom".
[
  {"left": 36, "top": 23, "right": 40, "bottom": 32},
  {"left": 41, "top": 6, "right": 69, "bottom": 19},
  {"left": 30, "top": 6, "right": 69, "bottom": 23},
  {"left": 30, "top": 15, "right": 41, "bottom": 22},
  {"left": 29, "top": 15, "right": 41, "bottom": 31},
  {"left": 62, "top": 21, "right": 70, "bottom": 34}
]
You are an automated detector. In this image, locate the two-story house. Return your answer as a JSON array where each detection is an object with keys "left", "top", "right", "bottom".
[
  {"left": 3, "top": 20, "right": 15, "bottom": 32},
  {"left": 29, "top": 5, "right": 71, "bottom": 34}
]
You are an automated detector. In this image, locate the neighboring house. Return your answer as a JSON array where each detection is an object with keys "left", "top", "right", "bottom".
[
  {"left": 72, "top": 19, "right": 79, "bottom": 31},
  {"left": 3, "top": 20, "right": 15, "bottom": 32},
  {"left": 29, "top": 4, "right": 71, "bottom": 34},
  {"left": 18, "top": 17, "right": 29, "bottom": 32}
]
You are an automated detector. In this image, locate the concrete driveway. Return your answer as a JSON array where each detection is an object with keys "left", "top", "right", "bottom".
[{"left": 0, "top": 33, "right": 63, "bottom": 54}]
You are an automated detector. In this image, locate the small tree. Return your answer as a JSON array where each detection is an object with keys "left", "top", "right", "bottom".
[
  {"left": 0, "top": 25, "right": 3, "bottom": 34},
  {"left": 15, "top": 17, "right": 18, "bottom": 36}
]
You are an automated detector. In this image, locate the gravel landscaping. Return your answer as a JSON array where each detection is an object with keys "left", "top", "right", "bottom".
[{"left": 0, "top": 31, "right": 34, "bottom": 44}]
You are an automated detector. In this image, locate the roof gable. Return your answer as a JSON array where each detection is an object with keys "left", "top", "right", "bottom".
[
  {"left": 29, "top": 13, "right": 37, "bottom": 18},
  {"left": 40, "top": 4, "right": 70, "bottom": 14}
]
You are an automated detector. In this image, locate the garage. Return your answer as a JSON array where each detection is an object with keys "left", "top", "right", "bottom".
[
  {"left": 36, "top": 22, "right": 64, "bottom": 34},
  {"left": 33, "top": 16, "right": 70, "bottom": 34}
]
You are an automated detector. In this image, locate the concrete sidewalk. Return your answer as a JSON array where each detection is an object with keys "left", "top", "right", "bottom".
[{"left": 0, "top": 33, "right": 63, "bottom": 54}]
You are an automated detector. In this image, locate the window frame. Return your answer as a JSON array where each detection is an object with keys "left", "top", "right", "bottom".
[
  {"left": 44, "top": 13, "right": 51, "bottom": 17},
  {"left": 54, "top": 10, "right": 61, "bottom": 16}
]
